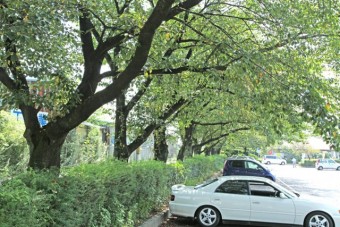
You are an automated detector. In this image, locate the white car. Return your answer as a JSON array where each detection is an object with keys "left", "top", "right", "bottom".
[
  {"left": 262, "top": 155, "right": 287, "bottom": 165},
  {"left": 315, "top": 159, "right": 340, "bottom": 171},
  {"left": 169, "top": 176, "right": 340, "bottom": 227}
]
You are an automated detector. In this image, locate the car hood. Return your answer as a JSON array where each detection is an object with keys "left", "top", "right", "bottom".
[{"left": 298, "top": 194, "right": 339, "bottom": 204}]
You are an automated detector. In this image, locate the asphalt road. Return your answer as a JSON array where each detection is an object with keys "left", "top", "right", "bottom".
[
  {"left": 271, "top": 164, "right": 340, "bottom": 203},
  {"left": 160, "top": 164, "right": 340, "bottom": 227}
]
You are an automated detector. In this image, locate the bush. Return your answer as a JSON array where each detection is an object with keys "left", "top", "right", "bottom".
[
  {"left": 0, "top": 155, "right": 224, "bottom": 226},
  {"left": 0, "top": 111, "right": 29, "bottom": 179},
  {"left": 61, "top": 126, "right": 108, "bottom": 166},
  {"left": 180, "top": 155, "right": 225, "bottom": 185},
  {"left": 300, "top": 159, "right": 317, "bottom": 168}
]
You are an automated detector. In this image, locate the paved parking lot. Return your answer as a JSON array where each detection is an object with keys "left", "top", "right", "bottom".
[
  {"left": 270, "top": 164, "right": 340, "bottom": 203},
  {"left": 161, "top": 164, "right": 340, "bottom": 227}
]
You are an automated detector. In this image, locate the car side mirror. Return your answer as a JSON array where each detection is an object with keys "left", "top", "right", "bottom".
[{"left": 279, "top": 192, "right": 287, "bottom": 199}]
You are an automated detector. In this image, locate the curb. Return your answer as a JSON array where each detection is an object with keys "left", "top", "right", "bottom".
[{"left": 139, "top": 209, "right": 170, "bottom": 227}]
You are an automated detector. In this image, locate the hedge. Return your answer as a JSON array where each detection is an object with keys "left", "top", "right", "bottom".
[{"left": 0, "top": 155, "right": 225, "bottom": 227}]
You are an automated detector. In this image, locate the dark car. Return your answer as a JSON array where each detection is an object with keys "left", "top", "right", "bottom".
[{"left": 222, "top": 156, "right": 276, "bottom": 181}]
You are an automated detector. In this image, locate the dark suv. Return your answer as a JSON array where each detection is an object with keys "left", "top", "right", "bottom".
[{"left": 222, "top": 156, "right": 276, "bottom": 181}]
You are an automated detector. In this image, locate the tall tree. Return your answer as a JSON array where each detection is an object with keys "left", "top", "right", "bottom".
[
  {"left": 0, "top": 0, "right": 339, "bottom": 170},
  {"left": 0, "top": 0, "right": 181, "bottom": 169},
  {"left": 153, "top": 125, "right": 169, "bottom": 162}
]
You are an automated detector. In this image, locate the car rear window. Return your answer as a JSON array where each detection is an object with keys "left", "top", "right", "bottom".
[
  {"left": 231, "top": 160, "right": 245, "bottom": 168},
  {"left": 215, "top": 180, "right": 248, "bottom": 195},
  {"left": 194, "top": 178, "right": 218, "bottom": 189},
  {"left": 265, "top": 156, "right": 277, "bottom": 159}
]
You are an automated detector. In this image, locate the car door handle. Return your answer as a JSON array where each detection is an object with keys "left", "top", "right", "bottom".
[{"left": 252, "top": 201, "right": 260, "bottom": 204}]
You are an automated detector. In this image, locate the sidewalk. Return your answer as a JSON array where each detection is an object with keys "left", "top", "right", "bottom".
[{"left": 139, "top": 209, "right": 170, "bottom": 227}]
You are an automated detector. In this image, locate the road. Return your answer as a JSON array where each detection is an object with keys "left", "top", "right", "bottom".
[
  {"left": 271, "top": 164, "right": 340, "bottom": 202},
  {"left": 160, "top": 164, "right": 340, "bottom": 227}
]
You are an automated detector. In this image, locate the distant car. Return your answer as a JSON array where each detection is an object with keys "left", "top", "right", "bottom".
[
  {"left": 223, "top": 156, "right": 276, "bottom": 181},
  {"left": 169, "top": 176, "right": 340, "bottom": 227},
  {"left": 315, "top": 159, "right": 340, "bottom": 171},
  {"left": 262, "top": 155, "right": 287, "bottom": 165}
]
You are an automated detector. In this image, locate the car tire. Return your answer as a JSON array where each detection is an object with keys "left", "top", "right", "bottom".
[
  {"left": 337, "top": 166, "right": 340, "bottom": 171},
  {"left": 280, "top": 161, "right": 285, "bottom": 165},
  {"left": 318, "top": 166, "right": 323, "bottom": 170},
  {"left": 266, "top": 161, "right": 271, "bottom": 165},
  {"left": 304, "top": 211, "right": 334, "bottom": 227},
  {"left": 196, "top": 206, "right": 220, "bottom": 227}
]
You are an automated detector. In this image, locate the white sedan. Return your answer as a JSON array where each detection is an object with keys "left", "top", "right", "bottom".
[{"left": 169, "top": 176, "right": 340, "bottom": 227}]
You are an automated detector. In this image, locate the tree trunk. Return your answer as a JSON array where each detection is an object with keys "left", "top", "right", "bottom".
[
  {"left": 114, "top": 93, "right": 129, "bottom": 160},
  {"left": 154, "top": 126, "right": 168, "bottom": 162},
  {"left": 127, "top": 98, "right": 187, "bottom": 159},
  {"left": 177, "top": 123, "right": 195, "bottom": 161},
  {"left": 26, "top": 129, "right": 67, "bottom": 170}
]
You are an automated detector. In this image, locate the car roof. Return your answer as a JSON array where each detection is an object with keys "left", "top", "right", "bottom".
[
  {"left": 218, "top": 175, "right": 272, "bottom": 182},
  {"left": 227, "top": 155, "right": 256, "bottom": 160}
]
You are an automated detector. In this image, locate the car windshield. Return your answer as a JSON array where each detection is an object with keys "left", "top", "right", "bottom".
[
  {"left": 256, "top": 161, "right": 269, "bottom": 170},
  {"left": 194, "top": 178, "right": 218, "bottom": 189},
  {"left": 273, "top": 181, "right": 299, "bottom": 198}
]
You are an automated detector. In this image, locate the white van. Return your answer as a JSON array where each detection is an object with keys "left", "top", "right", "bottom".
[{"left": 262, "top": 155, "right": 287, "bottom": 165}]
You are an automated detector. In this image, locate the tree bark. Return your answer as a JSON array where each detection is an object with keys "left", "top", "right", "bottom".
[
  {"left": 114, "top": 92, "right": 129, "bottom": 160},
  {"left": 153, "top": 126, "right": 169, "bottom": 162},
  {"left": 25, "top": 129, "right": 67, "bottom": 170},
  {"left": 177, "top": 122, "right": 195, "bottom": 161}
]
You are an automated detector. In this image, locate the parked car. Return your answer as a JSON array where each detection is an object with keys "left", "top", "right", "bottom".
[
  {"left": 169, "top": 176, "right": 340, "bottom": 227},
  {"left": 315, "top": 159, "right": 340, "bottom": 170},
  {"left": 262, "top": 155, "right": 287, "bottom": 165},
  {"left": 223, "top": 156, "right": 276, "bottom": 181}
]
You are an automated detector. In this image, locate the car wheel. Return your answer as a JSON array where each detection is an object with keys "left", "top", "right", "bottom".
[
  {"left": 318, "top": 166, "right": 323, "bottom": 170},
  {"left": 196, "top": 206, "right": 220, "bottom": 227},
  {"left": 266, "top": 161, "right": 271, "bottom": 165},
  {"left": 305, "top": 211, "right": 334, "bottom": 227},
  {"left": 280, "top": 161, "right": 285, "bottom": 165},
  {"left": 337, "top": 166, "right": 340, "bottom": 171}
]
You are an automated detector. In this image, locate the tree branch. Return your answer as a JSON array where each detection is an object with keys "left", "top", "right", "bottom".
[
  {"left": 48, "top": 0, "right": 176, "bottom": 136},
  {"left": 78, "top": 6, "right": 95, "bottom": 69},
  {"left": 192, "top": 120, "right": 235, "bottom": 126},
  {"left": 193, "top": 127, "right": 250, "bottom": 148},
  {"left": 126, "top": 97, "right": 188, "bottom": 153},
  {"left": 166, "top": 0, "right": 202, "bottom": 20},
  {"left": 126, "top": 77, "right": 153, "bottom": 112},
  {"left": 0, "top": 68, "right": 16, "bottom": 90}
]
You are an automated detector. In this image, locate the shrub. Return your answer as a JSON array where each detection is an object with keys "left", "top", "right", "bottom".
[
  {"left": 0, "top": 155, "right": 224, "bottom": 226},
  {"left": 0, "top": 111, "right": 29, "bottom": 179},
  {"left": 61, "top": 126, "right": 108, "bottom": 166},
  {"left": 300, "top": 159, "right": 317, "bottom": 168}
]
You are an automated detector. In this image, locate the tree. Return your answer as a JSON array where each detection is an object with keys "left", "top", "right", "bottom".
[
  {"left": 1, "top": 0, "right": 339, "bottom": 170},
  {"left": 0, "top": 0, "right": 182, "bottom": 169}
]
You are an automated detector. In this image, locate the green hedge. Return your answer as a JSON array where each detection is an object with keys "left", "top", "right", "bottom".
[
  {"left": 0, "top": 155, "right": 225, "bottom": 227},
  {"left": 299, "top": 159, "right": 317, "bottom": 168}
]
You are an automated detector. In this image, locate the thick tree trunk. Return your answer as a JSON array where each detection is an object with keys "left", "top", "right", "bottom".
[
  {"left": 177, "top": 123, "right": 195, "bottom": 161},
  {"left": 153, "top": 126, "right": 168, "bottom": 162},
  {"left": 25, "top": 129, "right": 67, "bottom": 169},
  {"left": 114, "top": 93, "right": 129, "bottom": 160}
]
